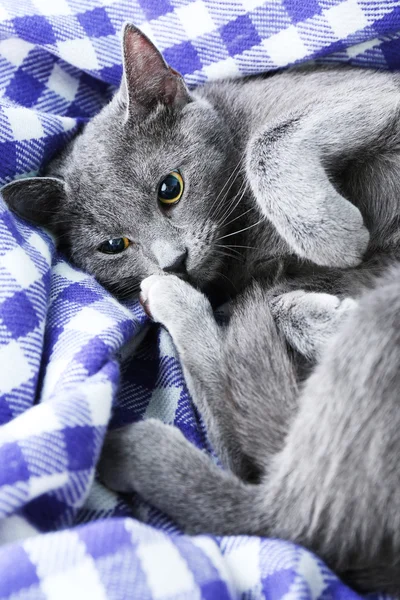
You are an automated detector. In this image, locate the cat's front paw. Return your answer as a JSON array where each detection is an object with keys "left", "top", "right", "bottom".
[
  {"left": 271, "top": 290, "right": 357, "bottom": 360},
  {"left": 98, "top": 427, "right": 136, "bottom": 493},
  {"left": 140, "top": 274, "right": 212, "bottom": 331}
]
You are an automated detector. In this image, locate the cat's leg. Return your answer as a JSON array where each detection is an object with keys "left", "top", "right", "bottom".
[
  {"left": 247, "top": 112, "right": 368, "bottom": 268},
  {"left": 139, "top": 274, "right": 233, "bottom": 469},
  {"left": 99, "top": 418, "right": 265, "bottom": 535},
  {"left": 139, "top": 274, "right": 297, "bottom": 476},
  {"left": 220, "top": 282, "right": 298, "bottom": 468},
  {"left": 246, "top": 91, "right": 399, "bottom": 268}
]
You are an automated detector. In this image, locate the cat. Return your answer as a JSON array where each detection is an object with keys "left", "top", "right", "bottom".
[{"left": 3, "top": 24, "right": 400, "bottom": 595}]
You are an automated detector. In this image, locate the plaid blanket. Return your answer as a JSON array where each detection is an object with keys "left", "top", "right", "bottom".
[{"left": 0, "top": 1, "right": 399, "bottom": 598}]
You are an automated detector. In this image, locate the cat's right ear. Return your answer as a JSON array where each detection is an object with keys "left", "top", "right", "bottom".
[
  {"left": 120, "top": 23, "right": 191, "bottom": 118},
  {"left": 1, "top": 177, "right": 66, "bottom": 231}
]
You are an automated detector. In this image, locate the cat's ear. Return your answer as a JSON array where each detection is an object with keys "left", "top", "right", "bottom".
[
  {"left": 1, "top": 177, "right": 66, "bottom": 231},
  {"left": 120, "top": 23, "right": 191, "bottom": 117}
]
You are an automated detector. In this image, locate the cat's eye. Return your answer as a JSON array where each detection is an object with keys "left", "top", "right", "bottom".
[
  {"left": 98, "top": 237, "right": 130, "bottom": 254},
  {"left": 158, "top": 170, "right": 184, "bottom": 206}
]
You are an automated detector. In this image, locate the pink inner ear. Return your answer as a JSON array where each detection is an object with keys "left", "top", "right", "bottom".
[
  {"left": 123, "top": 24, "right": 168, "bottom": 82},
  {"left": 122, "top": 24, "right": 189, "bottom": 113}
]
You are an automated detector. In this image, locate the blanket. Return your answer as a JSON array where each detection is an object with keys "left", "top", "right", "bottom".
[{"left": 0, "top": 1, "right": 399, "bottom": 598}]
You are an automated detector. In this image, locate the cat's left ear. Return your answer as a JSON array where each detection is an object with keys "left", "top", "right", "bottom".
[
  {"left": 120, "top": 23, "right": 191, "bottom": 118},
  {"left": 1, "top": 177, "right": 66, "bottom": 232}
]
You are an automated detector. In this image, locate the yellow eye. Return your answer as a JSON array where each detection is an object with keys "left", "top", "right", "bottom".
[
  {"left": 158, "top": 170, "right": 184, "bottom": 205},
  {"left": 98, "top": 237, "right": 130, "bottom": 254}
]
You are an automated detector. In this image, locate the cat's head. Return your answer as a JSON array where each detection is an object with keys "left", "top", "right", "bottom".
[{"left": 2, "top": 25, "right": 241, "bottom": 298}]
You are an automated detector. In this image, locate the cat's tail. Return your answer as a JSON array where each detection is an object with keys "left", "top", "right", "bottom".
[{"left": 263, "top": 263, "right": 400, "bottom": 596}]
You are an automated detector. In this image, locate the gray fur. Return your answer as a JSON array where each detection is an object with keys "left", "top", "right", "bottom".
[
  {"left": 100, "top": 268, "right": 400, "bottom": 596},
  {"left": 3, "top": 25, "right": 400, "bottom": 595}
]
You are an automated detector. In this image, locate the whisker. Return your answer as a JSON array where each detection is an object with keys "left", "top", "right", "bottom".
[
  {"left": 215, "top": 243, "right": 243, "bottom": 257},
  {"left": 216, "top": 217, "right": 266, "bottom": 242},
  {"left": 217, "top": 179, "right": 248, "bottom": 227},
  {"left": 115, "top": 283, "right": 141, "bottom": 299},
  {"left": 214, "top": 248, "right": 243, "bottom": 262},
  {"left": 223, "top": 243, "right": 263, "bottom": 251},
  {"left": 221, "top": 206, "right": 257, "bottom": 230},
  {"left": 213, "top": 155, "right": 248, "bottom": 223},
  {"left": 211, "top": 153, "right": 248, "bottom": 223},
  {"left": 215, "top": 271, "right": 239, "bottom": 293},
  {"left": 205, "top": 159, "right": 242, "bottom": 222}
]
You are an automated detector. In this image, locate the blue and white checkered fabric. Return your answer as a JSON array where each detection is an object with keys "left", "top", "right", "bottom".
[{"left": 0, "top": 1, "right": 397, "bottom": 598}]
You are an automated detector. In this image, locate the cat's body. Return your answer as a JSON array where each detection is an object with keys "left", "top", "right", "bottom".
[
  {"left": 100, "top": 267, "right": 400, "bottom": 595},
  {"left": 3, "top": 25, "right": 400, "bottom": 595}
]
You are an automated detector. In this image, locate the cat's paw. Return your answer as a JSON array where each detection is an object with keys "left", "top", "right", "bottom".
[
  {"left": 140, "top": 274, "right": 212, "bottom": 331},
  {"left": 271, "top": 290, "right": 357, "bottom": 360},
  {"left": 319, "top": 195, "right": 370, "bottom": 268},
  {"left": 98, "top": 426, "right": 136, "bottom": 493}
]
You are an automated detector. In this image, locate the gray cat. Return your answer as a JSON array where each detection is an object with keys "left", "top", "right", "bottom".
[{"left": 3, "top": 25, "right": 400, "bottom": 595}]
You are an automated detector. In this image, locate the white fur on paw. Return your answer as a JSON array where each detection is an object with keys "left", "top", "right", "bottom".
[
  {"left": 140, "top": 274, "right": 207, "bottom": 328},
  {"left": 140, "top": 274, "right": 185, "bottom": 323},
  {"left": 140, "top": 274, "right": 167, "bottom": 303}
]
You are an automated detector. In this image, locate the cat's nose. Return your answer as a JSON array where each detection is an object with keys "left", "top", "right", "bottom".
[
  {"left": 151, "top": 241, "right": 188, "bottom": 275},
  {"left": 162, "top": 249, "right": 188, "bottom": 274}
]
